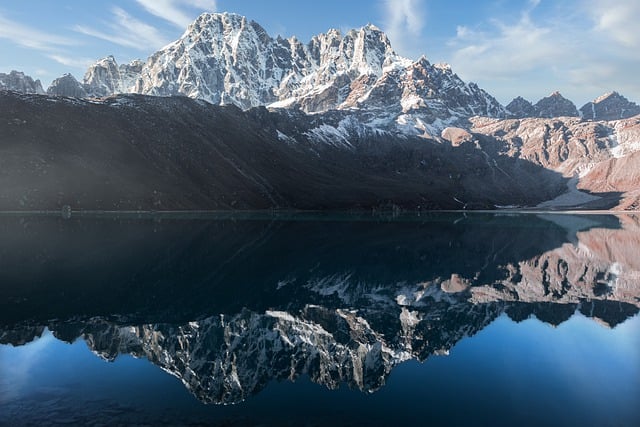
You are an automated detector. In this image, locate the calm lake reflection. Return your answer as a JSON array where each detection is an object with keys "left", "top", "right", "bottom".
[{"left": 0, "top": 212, "right": 639, "bottom": 426}]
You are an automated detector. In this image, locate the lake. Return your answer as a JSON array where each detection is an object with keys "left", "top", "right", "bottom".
[{"left": 1, "top": 212, "right": 639, "bottom": 426}]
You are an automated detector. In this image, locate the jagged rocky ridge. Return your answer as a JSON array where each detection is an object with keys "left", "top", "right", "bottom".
[
  {"left": 531, "top": 91, "right": 579, "bottom": 118},
  {"left": 37, "top": 12, "right": 640, "bottom": 130},
  {"left": 84, "top": 56, "right": 144, "bottom": 97},
  {"left": 47, "top": 73, "right": 87, "bottom": 98},
  {"left": 1, "top": 213, "right": 639, "bottom": 404},
  {"left": 506, "top": 91, "right": 640, "bottom": 121}
]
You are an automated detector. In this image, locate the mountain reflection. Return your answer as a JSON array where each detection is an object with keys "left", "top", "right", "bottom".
[{"left": 1, "top": 213, "right": 639, "bottom": 404}]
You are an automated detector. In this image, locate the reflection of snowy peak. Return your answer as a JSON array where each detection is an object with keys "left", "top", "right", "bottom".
[
  {"left": 2, "top": 215, "right": 640, "bottom": 405},
  {"left": 10, "top": 276, "right": 637, "bottom": 405},
  {"left": 47, "top": 297, "right": 501, "bottom": 405}
]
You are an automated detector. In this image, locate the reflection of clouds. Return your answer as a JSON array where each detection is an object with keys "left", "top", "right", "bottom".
[{"left": 0, "top": 330, "right": 55, "bottom": 403}]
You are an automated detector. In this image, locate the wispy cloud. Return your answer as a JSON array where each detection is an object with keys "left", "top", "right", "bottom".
[
  {"left": 74, "top": 7, "right": 170, "bottom": 50},
  {"left": 0, "top": 13, "right": 76, "bottom": 51},
  {"left": 587, "top": 0, "right": 640, "bottom": 49},
  {"left": 450, "top": 7, "right": 562, "bottom": 79},
  {"left": 135, "top": 0, "right": 217, "bottom": 29},
  {"left": 380, "top": 0, "right": 425, "bottom": 56},
  {"left": 445, "top": 0, "right": 640, "bottom": 104},
  {"left": 47, "top": 54, "right": 95, "bottom": 70}
]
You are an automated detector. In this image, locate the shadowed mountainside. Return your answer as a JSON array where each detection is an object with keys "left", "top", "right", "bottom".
[{"left": 0, "top": 91, "right": 565, "bottom": 211}]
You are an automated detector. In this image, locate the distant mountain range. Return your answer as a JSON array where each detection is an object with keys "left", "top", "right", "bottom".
[
  {"left": 3, "top": 13, "right": 639, "bottom": 130},
  {"left": 1, "top": 12, "right": 640, "bottom": 210}
]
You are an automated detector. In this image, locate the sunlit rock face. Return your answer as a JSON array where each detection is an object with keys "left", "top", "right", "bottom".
[
  {"left": 1, "top": 214, "right": 638, "bottom": 404},
  {"left": 468, "top": 114, "right": 640, "bottom": 209},
  {"left": 83, "top": 56, "right": 143, "bottom": 97},
  {"left": 41, "top": 12, "right": 504, "bottom": 135},
  {"left": 0, "top": 70, "right": 45, "bottom": 94}
]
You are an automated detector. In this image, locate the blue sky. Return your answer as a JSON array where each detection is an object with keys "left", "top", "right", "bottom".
[{"left": 0, "top": 0, "right": 638, "bottom": 106}]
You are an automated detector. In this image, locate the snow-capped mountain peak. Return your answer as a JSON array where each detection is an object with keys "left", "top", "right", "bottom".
[
  {"left": 84, "top": 56, "right": 143, "bottom": 97},
  {"left": 0, "top": 70, "right": 45, "bottom": 94},
  {"left": 43, "top": 12, "right": 507, "bottom": 132}
]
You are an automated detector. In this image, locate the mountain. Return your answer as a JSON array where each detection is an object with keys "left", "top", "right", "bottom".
[
  {"left": 466, "top": 113, "right": 640, "bottom": 209},
  {"left": 0, "top": 90, "right": 562, "bottom": 211},
  {"left": 580, "top": 91, "right": 640, "bottom": 121},
  {"left": 505, "top": 92, "right": 580, "bottom": 118},
  {"left": 65, "top": 12, "right": 505, "bottom": 134},
  {"left": 533, "top": 91, "right": 579, "bottom": 118},
  {"left": 83, "top": 55, "right": 144, "bottom": 97},
  {"left": 0, "top": 70, "right": 45, "bottom": 94},
  {"left": 1, "top": 12, "right": 639, "bottom": 211},
  {"left": 506, "top": 96, "right": 536, "bottom": 118},
  {"left": 47, "top": 73, "right": 87, "bottom": 98}
]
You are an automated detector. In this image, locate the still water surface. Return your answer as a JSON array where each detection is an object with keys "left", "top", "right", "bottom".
[{"left": 0, "top": 212, "right": 639, "bottom": 426}]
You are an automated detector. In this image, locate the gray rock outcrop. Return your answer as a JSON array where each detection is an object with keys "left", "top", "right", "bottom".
[{"left": 47, "top": 73, "right": 87, "bottom": 98}]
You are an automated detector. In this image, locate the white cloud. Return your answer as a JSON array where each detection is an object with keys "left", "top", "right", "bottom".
[
  {"left": 0, "top": 13, "right": 76, "bottom": 51},
  {"left": 135, "top": 0, "right": 217, "bottom": 29},
  {"left": 381, "top": 0, "right": 425, "bottom": 55},
  {"left": 47, "top": 54, "right": 95, "bottom": 69},
  {"left": 444, "top": 1, "right": 640, "bottom": 105},
  {"left": 450, "top": 14, "right": 561, "bottom": 79},
  {"left": 74, "top": 7, "right": 170, "bottom": 50},
  {"left": 587, "top": 0, "right": 640, "bottom": 49}
]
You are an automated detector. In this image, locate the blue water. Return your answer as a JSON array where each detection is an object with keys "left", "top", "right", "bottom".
[
  {"left": 0, "top": 213, "right": 639, "bottom": 426},
  {"left": 1, "top": 314, "right": 638, "bottom": 426}
]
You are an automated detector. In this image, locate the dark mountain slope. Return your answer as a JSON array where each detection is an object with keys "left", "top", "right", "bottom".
[{"left": 0, "top": 91, "right": 564, "bottom": 210}]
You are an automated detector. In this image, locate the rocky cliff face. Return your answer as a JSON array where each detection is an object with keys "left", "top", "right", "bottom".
[
  {"left": 0, "top": 70, "right": 45, "bottom": 94},
  {"left": 83, "top": 56, "right": 144, "bottom": 97}
]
